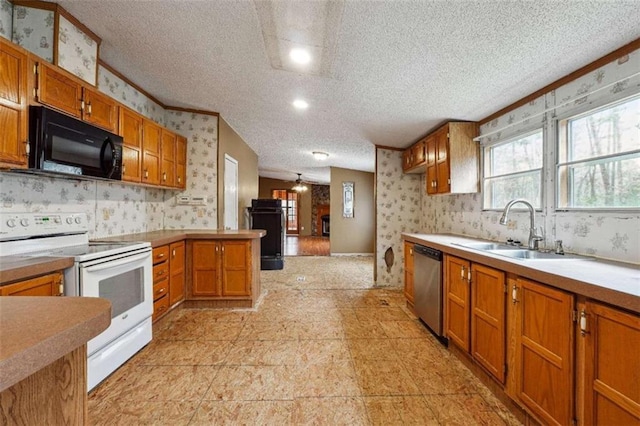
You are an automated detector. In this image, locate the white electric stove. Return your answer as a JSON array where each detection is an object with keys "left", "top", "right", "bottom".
[{"left": 0, "top": 212, "right": 153, "bottom": 391}]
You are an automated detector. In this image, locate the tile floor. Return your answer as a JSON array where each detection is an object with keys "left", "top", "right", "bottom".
[{"left": 88, "top": 256, "right": 522, "bottom": 425}]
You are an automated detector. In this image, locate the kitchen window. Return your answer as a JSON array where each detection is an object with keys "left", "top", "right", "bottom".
[
  {"left": 483, "top": 130, "right": 544, "bottom": 209},
  {"left": 557, "top": 95, "right": 640, "bottom": 209}
]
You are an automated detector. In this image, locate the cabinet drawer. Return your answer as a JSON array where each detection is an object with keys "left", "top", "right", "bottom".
[
  {"left": 153, "top": 294, "right": 169, "bottom": 321},
  {"left": 152, "top": 245, "right": 170, "bottom": 264},
  {"left": 153, "top": 278, "right": 169, "bottom": 301},
  {"left": 153, "top": 262, "right": 169, "bottom": 282}
]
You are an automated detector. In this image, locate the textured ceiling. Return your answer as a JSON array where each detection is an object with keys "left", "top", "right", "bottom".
[{"left": 56, "top": 0, "right": 640, "bottom": 184}]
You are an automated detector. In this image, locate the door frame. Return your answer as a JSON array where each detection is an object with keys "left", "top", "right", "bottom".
[{"left": 223, "top": 154, "right": 238, "bottom": 230}]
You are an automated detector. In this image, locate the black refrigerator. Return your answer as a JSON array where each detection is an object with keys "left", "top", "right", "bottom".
[{"left": 248, "top": 199, "right": 285, "bottom": 270}]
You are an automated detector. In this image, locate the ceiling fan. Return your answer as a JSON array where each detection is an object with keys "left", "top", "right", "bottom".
[{"left": 292, "top": 173, "right": 309, "bottom": 192}]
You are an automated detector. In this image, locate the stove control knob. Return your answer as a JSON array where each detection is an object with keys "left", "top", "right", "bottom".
[
  {"left": 74, "top": 217, "right": 82, "bottom": 224},
  {"left": 20, "top": 218, "right": 29, "bottom": 227},
  {"left": 6, "top": 219, "right": 16, "bottom": 228},
  {"left": 54, "top": 217, "right": 61, "bottom": 224},
  {"left": 66, "top": 217, "right": 74, "bottom": 224}
]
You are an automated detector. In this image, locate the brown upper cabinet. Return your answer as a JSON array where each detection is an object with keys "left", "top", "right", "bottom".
[
  {"left": 176, "top": 135, "right": 187, "bottom": 189},
  {"left": 427, "top": 122, "right": 479, "bottom": 194},
  {"left": 142, "top": 119, "right": 162, "bottom": 186},
  {"left": 402, "top": 138, "right": 427, "bottom": 173},
  {"left": 36, "top": 62, "right": 118, "bottom": 133},
  {"left": 0, "top": 39, "right": 29, "bottom": 169},
  {"left": 160, "top": 129, "right": 176, "bottom": 187},
  {"left": 120, "top": 107, "right": 144, "bottom": 183}
]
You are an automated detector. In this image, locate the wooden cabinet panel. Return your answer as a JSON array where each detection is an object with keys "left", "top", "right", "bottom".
[
  {"left": 1, "top": 272, "right": 63, "bottom": 296},
  {"left": 153, "top": 294, "right": 169, "bottom": 322},
  {"left": 82, "top": 87, "right": 118, "bottom": 133},
  {"left": 426, "top": 136, "right": 437, "bottom": 194},
  {"left": 0, "top": 40, "right": 28, "bottom": 168},
  {"left": 471, "top": 264, "right": 506, "bottom": 383},
  {"left": 445, "top": 255, "right": 471, "bottom": 351},
  {"left": 120, "top": 108, "right": 143, "bottom": 182},
  {"left": 404, "top": 241, "right": 414, "bottom": 305},
  {"left": 515, "top": 278, "right": 574, "bottom": 426},
  {"left": 153, "top": 278, "right": 169, "bottom": 301},
  {"left": 435, "top": 128, "right": 450, "bottom": 193},
  {"left": 169, "top": 241, "right": 185, "bottom": 305},
  {"left": 37, "top": 62, "right": 82, "bottom": 119},
  {"left": 160, "top": 130, "right": 176, "bottom": 187},
  {"left": 142, "top": 119, "right": 162, "bottom": 185},
  {"left": 221, "top": 240, "right": 250, "bottom": 297},
  {"left": 402, "top": 149, "right": 412, "bottom": 170},
  {"left": 152, "top": 245, "right": 170, "bottom": 264},
  {"left": 583, "top": 301, "right": 640, "bottom": 425},
  {"left": 192, "top": 241, "right": 221, "bottom": 297},
  {"left": 176, "top": 135, "right": 187, "bottom": 189},
  {"left": 153, "top": 262, "right": 169, "bottom": 283},
  {"left": 412, "top": 140, "right": 425, "bottom": 165}
]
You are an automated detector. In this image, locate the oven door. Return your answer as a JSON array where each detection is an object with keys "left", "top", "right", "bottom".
[{"left": 80, "top": 249, "right": 152, "bottom": 355}]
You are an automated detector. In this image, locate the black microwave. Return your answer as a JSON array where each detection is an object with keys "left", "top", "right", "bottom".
[{"left": 29, "top": 106, "right": 123, "bottom": 180}]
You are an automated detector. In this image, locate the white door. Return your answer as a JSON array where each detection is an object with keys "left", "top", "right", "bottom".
[{"left": 224, "top": 154, "right": 239, "bottom": 230}]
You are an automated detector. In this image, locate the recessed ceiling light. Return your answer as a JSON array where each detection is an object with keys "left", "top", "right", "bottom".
[
  {"left": 293, "top": 99, "right": 309, "bottom": 110},
  {"left": 289, "top": 48, "right": 311, "bottom": 65},
  {"left": 312, "top": 151, "right": 329, "bottom": 161}
]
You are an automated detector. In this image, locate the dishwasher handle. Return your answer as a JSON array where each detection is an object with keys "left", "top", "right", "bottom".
[{"left": 413, "top": 244, "right": 442, "bottom": 261}]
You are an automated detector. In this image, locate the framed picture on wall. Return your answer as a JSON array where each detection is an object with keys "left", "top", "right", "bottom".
[{"left": 343, "top": 181, "right": 354, "bottom": 218}]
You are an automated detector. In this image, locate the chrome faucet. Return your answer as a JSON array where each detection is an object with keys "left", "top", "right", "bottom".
[{"left": 499, "top": 199, "right": 543, "bottom": 250}]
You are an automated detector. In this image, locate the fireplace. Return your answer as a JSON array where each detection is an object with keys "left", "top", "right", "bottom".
[{"left": 321, "top": 215, "right": 330, "bottom": 237}]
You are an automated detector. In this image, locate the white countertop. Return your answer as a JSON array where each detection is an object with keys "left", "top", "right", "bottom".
[{"left": 403, "top": 233, "right": 640, "bottom": 314}]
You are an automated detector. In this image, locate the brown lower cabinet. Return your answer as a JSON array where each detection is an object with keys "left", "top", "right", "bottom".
[
  {"left": 189, "top": 240, "right": 251, "bottom": 298},
  {"left": 445, "top": 255, "right": 506, "bottom": 383},
  {"left": 403, "top": 241, "right": 414, "bottom": 306},
  {"left": 582, "top": 300, "right": 640, "bottom": 425},
  {"left": 151, "top": 242, "right": 185, "bottom": 322},
  {"left": 1, "top": 272, "right": 63, "bottom": 296},
  {"left": 510, "top": 277, "right": 574, "bottom": 426}
]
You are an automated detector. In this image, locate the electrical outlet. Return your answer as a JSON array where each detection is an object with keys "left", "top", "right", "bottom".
[
  {"left": 191, "top": 196, "right": 207, "bottom": 206},
  {"left": 177, "top": 195, "right": 191, "bottom": 205}
]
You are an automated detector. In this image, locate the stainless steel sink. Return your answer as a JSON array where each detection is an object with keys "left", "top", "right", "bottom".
[
  {"left": 453, "top": 242, "right": 513, "bottom": 250},
  {"left": 486, "top": 249, "right": 586, "bottom": 260},
  {"left": 454, "top": 241, "right": 589, "bottom": 261}
]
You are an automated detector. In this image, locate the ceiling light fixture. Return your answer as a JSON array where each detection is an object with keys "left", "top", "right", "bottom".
[
  {"left": 289, "top": 48, "right": 311, "bottom": 65},
  {"left": 312, "top": 151, "right": 329, "bottom": 161},
  {"left": 293, "top": 99, "right": 309, "bottom": 110},
  {"left": 292, "top": 173, "right": 308, "bottom": 192}
]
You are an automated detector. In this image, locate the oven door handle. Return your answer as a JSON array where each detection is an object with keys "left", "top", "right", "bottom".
[
  {"left": 81, "top": 252, "right": 150, "bottom": 272},
  {"left": 100, "top": 138, "right": 117, "bottom": 178}
]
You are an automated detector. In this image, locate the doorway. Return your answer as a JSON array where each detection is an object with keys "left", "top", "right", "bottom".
[
  {"left": 272, "top": 189, "right": 299, "bottom": 234},
  {"left": 224, "top": 154, "right": 238, "bottom": 230}
]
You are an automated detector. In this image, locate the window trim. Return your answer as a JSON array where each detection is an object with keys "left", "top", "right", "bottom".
[
  {"left": 555, "top": 93, "right": 640, "bottom": 212},
  {"left": 481, "top": 128, "right": 545, "bottom": 212}
]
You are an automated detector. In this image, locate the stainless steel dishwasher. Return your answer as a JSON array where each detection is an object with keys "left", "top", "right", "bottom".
[{"left": 413, "top": 244, "right": 444, "bottom": 339}]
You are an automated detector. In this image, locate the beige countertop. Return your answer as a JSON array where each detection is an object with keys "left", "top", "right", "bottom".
[
  {"left": 95, "top": 229, "right": 266, "bottom": 248},
  {"left": 0, "top": 296, "right": 111, "bottom": 392},
  {"left": 0, "top": 256, "right": 75, "bottom": 286},
  {"left": 403, "top": 233, "right": 640, "bottom": 314}
]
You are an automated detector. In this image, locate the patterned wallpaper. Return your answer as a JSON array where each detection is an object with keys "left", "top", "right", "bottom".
[
  {"left": 57, "top": 15, "right": 97, "bottom": 85},
  {"left": 375, "top": 149, "right": 422, "bottom": 287},
  {"left": 163, "top": 110, "right": 219, "bottom": 230},
  {"left": 98, "top": 66, "right": 166, "bottom": 125},
  {"left": 0, "top": 0, "right": 11, "bottom": 40},
  {"left": 11, "top": 5, "right": 54, "bottom": 62},
  {"left": 311, "top": 184, "right": 330, "bottom": 236},
  {"left": 0, "top": 173, "right": 165, "bottom": 239}
]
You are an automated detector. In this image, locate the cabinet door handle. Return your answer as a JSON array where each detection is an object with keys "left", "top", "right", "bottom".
[
  {"left": 172, "top": 249, "right": 176, "bottom": 257},
  {"left": 81, "top": 100, "right": 85, "bottom": 111},
  {"left": 163, "top": 172, "right": 167, "bottom": 181},
  {"left": 512, "top": 286, "right": 519, "bottom": 304},
  {"left": 24, "top": 141, "right": 30, "bottom": 156},
  {"left": 460, "top": 266, "right": 465, "bottom": 279},
  {"left": 177, "top": 176, "right": 181, "bottom": 184},
  {"left": 467, "top": 268, "right": 472, "bottom": 284},
  {"left": 87, "top": 102, "right": 92, "bottom": 115},
  {"left": 580, "top": 310, "right": 589, "bottom": 336},
  {"left": 144, "top": 169, "right": 149, "bottom": 179}
]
